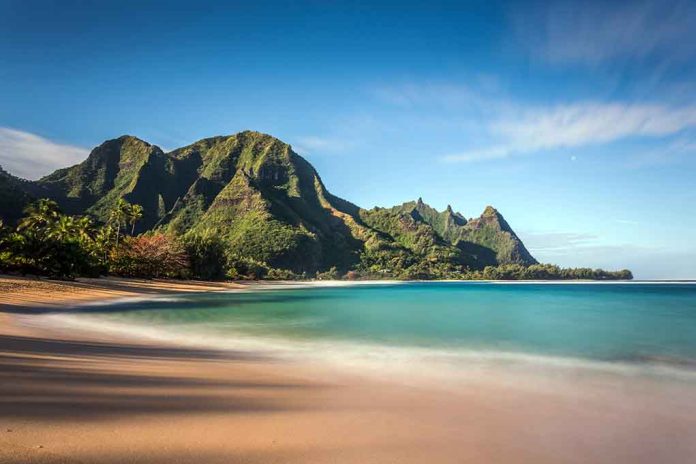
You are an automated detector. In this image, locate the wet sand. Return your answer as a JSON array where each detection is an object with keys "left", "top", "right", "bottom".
[
  {"left": 0, "top": 275, "right": 247, "bottom": 310},
  {"left": 1, "top": 275, "right": 695, "bottom": 463}
]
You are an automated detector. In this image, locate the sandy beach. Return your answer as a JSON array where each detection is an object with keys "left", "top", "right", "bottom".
[{"left": 1, "top": 275, "right": 695, "bottom": 464}]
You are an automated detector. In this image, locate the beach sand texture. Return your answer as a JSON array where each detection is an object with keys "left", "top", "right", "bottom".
[{"left": 1, "top": 276, "right": 695, "bottom": 464}]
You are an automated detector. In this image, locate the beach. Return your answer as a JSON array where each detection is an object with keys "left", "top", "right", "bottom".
[{"left": 1, "top": 276, "right": 695, "bottom": 464}]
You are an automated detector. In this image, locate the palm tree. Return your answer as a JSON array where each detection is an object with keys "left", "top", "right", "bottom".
[
  {"left": 128, "top": 204, "right": 144, "bottom": 235},
  {"left": 46, "top": 215, "right": 77, "bottom": 242},
  {"left": 109, "top": 199, "right": 131, "bottom": 247},
  {"left": 17, "top": 199, "right": 61, "bottom": 233},
  {"left": 73, "top": 216, "right": 95, "bottom": 243},
  {"left": 15, "top": 200, "right": 62, "bottom": 271},
  {"left": 95, "top": 223, "right": 115, "bottom": 264}
]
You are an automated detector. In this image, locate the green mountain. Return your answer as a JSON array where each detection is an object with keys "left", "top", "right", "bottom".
[
  {"left": 0, "top": 131, "right": 537, "bottom": 275},
  {"left": 359, "top": 198, "right": 536, "bottom": 272},
  {"left": 0, "top": 166, "right": 35, "bottom": 224},
  {"left": 457, "top": 205, "right": 537, "bottom": 265}
]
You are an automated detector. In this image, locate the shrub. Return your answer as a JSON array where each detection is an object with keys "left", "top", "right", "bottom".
[
  {"left": 315, "top": 266, "right": 340, "bottom": 280},
  {"left": 226, "top": 255, "right": 269, "bottom": 280},
  {"left": 110, "top": 233, "right": 189, "bottom": 278},
  {"left": 266, "top": 268, "right": 302, "bottom": 280},
  {"left": 182, "top": 232, "right": 227, "bottom": 280}
]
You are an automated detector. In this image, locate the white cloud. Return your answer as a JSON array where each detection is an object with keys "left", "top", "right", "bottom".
[
  {"left": 0, "top": 127, "right": 89, "bottom": 180},
  {"left": 519, "top": 231, "right": 599, "bottom": 254},
  {"left": 513, "top": 0, "right": 695, "bottom": 66},
  {"left": 372, "top": 81, "right": 696, "bottom": 163},
  {"left": 496, "top": 103, "right": 696, "bottom": 146},
  {"left": 443, "top": 103, "right": 696, "bottom": 163},
  {"left": 293, "top": 136, "right": 350, "bottom": 155},
  {"left": 442, "top": 146, "right": 509, "bottom": 163}
]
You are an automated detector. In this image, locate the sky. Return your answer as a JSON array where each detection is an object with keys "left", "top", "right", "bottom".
[{"left": 0, "top": 0, "right": 695, "bottom": 279}]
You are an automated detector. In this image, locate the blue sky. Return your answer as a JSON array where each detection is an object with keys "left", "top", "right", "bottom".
[{"left": 1, "top": 0, "right": 695, "bottom": 278}]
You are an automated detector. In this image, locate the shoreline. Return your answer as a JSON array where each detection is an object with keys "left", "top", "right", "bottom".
[
  {"left": 32, "top": 306, "right": 696, "bottom": 385},
  {"left": 2, "top": 276, "right": 696, "bottom": 463},
  {"left": 1, "top": 274, "right": 692, "bottom": 314},
  {"left": 0, "top": 274, "right": 250, "bottom": 311}
]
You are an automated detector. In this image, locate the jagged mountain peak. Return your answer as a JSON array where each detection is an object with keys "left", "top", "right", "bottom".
[
  {"left": 482, "top": 205, "right": 498, "bottom": 216},
  {"left": 463, "top": 206, "right": 536, "bottom": 265},
  {"left": 473, "top": 205, "right": 514, "bottom": 232}
]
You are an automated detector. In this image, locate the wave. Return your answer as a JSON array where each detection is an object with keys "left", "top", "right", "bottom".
[
  {"left": 75, "top": 295, "right": 190, "bottom": 307},
  {"left": 34, "top": 313, "right": 696, "bottom": 387}
]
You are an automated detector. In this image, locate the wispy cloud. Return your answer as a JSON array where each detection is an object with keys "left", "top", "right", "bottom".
[
  {"left": 443, "top": 102, "right": 696, "bottom": 163},
  {"left": 513, "top": 0, "right": 695, "bottom": 66},
  {"left": 292, "top": 136, "right": 350, "bottom": 155},
  {"left": 371, "top": 79, "right": 696, "bottom": 164},
  {"left": 614, "top": 219, "right": 640, "bottom": 226},
  {"left": 373, "top": 82, "right": 485, "bottom": 109},
  {"left": 519, "top": 229, "right": 696, "bottom": 278},
  {"left": 0, "top": 127, "right": 89, "bottom": 180},
  {"left": 520, "top": 231, "right": 600, "bottom": 254},
  {"left": 627, "top": 136, "right": 696, "bottom": 168}
]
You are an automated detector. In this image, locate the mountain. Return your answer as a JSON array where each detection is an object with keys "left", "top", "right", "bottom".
[
  {"left": 0, "top": 131, "right": 536, "bottom": 275},
  {"left": 458, "top": 205, "right": 537, "bottom": 265},
  {"left": 360, "top": 198, "right": 536, "bottom": 270},
  {"left": 0, "top": 166, "right": 35, "bottom": 224}
]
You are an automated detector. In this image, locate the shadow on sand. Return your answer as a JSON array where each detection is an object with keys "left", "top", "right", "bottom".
[{"left": 0, "top": 334, "right": 321, "bottom": 422}]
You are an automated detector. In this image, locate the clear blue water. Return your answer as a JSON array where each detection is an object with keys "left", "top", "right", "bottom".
[{"left": 66, "top": 282, "right": 696, "bottom": 369}]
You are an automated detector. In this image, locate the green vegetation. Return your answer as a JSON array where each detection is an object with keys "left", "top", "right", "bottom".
[
  {"left": 0, "top": 131, "right": 632, "bottom": 281},
  {"left": 0, "top": 167, "right": 35, "bottom": 224},
  {"left": 473, "top": 264, "right": 632, "bottom": 281},
  {"left": 0, "top": 200, "right": 104, "bottom": 279},
  {"left": 109, "top": 233, "right": 188, "bottom": 279},
  {"left": 181, "top": 231, "right": 227, "bottom": 280}
]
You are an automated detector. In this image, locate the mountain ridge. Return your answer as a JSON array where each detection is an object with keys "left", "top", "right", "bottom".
[{"left": 0, "top": 130, "right": 537, "bottom": 276}]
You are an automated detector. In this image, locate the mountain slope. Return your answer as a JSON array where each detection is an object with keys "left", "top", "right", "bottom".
[
  {"left": 0, "top": 166, "right": 35, "bottom": 224},
  {"left": 34, "top": 136, "right": 193, "bottom": 232},
  {"left": 458, "top": 206, "right": 537, "bottom": 265},
  {"left": 160, "top": 131, "right": 366, "bottom": 272},
  {"left": 382, "top": 199, "right": 536, "bottom": 267},
  {"left": 0, "top": 131, "right": 538, "bottom": 274}
]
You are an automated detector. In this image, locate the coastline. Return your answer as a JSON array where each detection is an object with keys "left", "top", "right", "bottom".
[
  {"left": 0, "top": 275, "right": 251, "bottom": 311},
  {"left": 2, "top": 276, "right": 695, "bottom": 463},
  {"left": 2, "top": 274, "right": 690, "bottom": 314}
]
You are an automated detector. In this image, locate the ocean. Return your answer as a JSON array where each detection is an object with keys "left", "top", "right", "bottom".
[{"left": 45, "top": 281, "right": 696, "bottom": 383}]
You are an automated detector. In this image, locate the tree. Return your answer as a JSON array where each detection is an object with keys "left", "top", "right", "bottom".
[
  {"left": 10, "top": 200, "right": 101, "bottom": 279},
  {"left": 94, "top": 223, "right": 115, "bottom": 265},
  {"left": 108, "top": 198, "right": 131, "bottom": 247},
  {"left": 15, "top": 199, "right": 61, "bottom": 275},
  {"left": 110, "top": 233, "right": 189, "bottom": 278},
  {"left": 128, "top": 203, "right": 144, "bottom": 235},
  {"left": 109, "top": 199, "right": 143, "bottom": 245},
  {"left": 182, "top": 231, "right": 227, "bottom": 280},
  {"left": 17, "top": 199, "right": 61, "bottom": 233}
]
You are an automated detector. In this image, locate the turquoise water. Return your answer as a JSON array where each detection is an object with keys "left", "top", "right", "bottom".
[{"left": 64, "top": 282, "right": 696, "bottom": 369}]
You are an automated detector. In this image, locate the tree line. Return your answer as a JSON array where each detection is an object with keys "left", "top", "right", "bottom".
[
  {"left": 0, "top": 199, "right": 632, "bottom": 281},
  {"left": 0, "top": 199, "right": 186, "bottom": 280}
]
